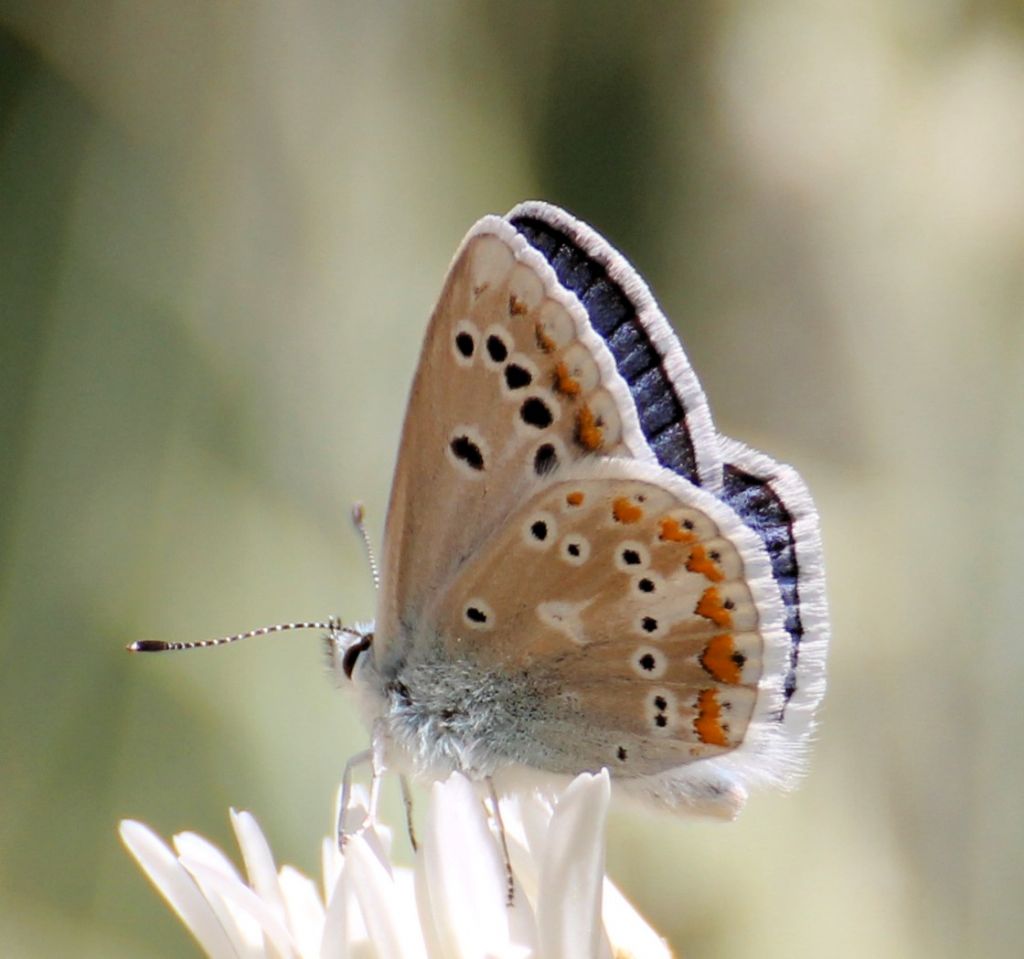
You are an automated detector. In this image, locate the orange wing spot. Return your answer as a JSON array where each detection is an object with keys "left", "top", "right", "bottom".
[
  {"left": 566, "top": 490, "right": 585, "bottom": 507},
  {"left": 700, "top": 634, "right": 743, "bottom": 684},
  {"left": 612, "top": 497, "right": 644, "bottom": 524},
  {"left": 695, "top": 689, "right": 729, "bottom": 747},
  {"left": 554, "top": 361, "right": 582, "bottom": 397},
  {"left": 658, "top": 517, "right": 695, "bottom": 544},
  {"left": 686, "top": 544, "right": 725, "bottom": 582},
  {"left": 509, "top": 294, "right": 527, "bottom": 316},
  {"left": 695, "top": 587, "right": 733, "bottom": 628},
  {"left": 535, "top": 322, "right": 557, "bottom": 353},
  {"left": 576, "top": 404, "right": 604, "bottom": 451}
]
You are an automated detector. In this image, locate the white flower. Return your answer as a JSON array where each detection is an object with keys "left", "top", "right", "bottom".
[{"left": 120, "top": 770, "right": 674, "bottom": 959}]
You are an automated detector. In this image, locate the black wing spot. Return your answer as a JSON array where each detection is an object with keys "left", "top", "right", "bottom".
[
  {"left": 567, "top": 542, "right": 581, "bottom": 557},
  {"left": 466, "top": 606, "right": 488, "bottom": 623},
  {"left": 520, "top": 397, "right": 554, "bottom": 429},
  {"left": 617, "top": 746, "right": 628, "bottom": 761},
  {"left": 455, "top": 331, "right": 474, "bottom": 358},
  {"left": 655, "top": 714, "right": 668, "bottom": 728},
  {"left": 622, "top": 549, "right": 641, "bottom": 565},
  {"left": 505, "top": 364, "right": 532, "bottom": 389},
  {"left": 530, "top": 520, "right": 549, "bottom": 541},
  {"left": 641, "top": 616, "right": 658, "bottom": 633},
  {"left": 450, "top": 435, "right": 485, "bottom": 470},
  {"left": 486, "top": 334, "right": 509, "bottom": 363},
  {"left": 534, "top": 443, "right": 558, "bottom": 475},
  {"left": 639, "top": 653, "right": 657, "bottom": 671},
  {"left": 638, "top": 578, "right": 655, "bottom": 593},
  {"left": 654, "top": 695, "right": 668, "bottom": 711}
]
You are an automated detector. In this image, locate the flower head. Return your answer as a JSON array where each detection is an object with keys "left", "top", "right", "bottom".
[{"left": 121, "top": 770, "right": 673, "bottom": 958}]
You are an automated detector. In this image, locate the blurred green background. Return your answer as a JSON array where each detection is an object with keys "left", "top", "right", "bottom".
[{"left": 2, "top": 2, "right": 1023, "bottom": 957}]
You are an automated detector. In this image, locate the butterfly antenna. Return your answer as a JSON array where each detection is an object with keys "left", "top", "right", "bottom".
[
  {"left": 351, "top": 501, "right": 380, "bottom": 591},
  {"left": 127, "top": 620, "right": 337, "bottom": 653}
]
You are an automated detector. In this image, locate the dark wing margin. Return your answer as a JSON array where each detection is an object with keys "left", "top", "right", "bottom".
[
  {"left": 508, "top": 207, "right": 716, "bottom": 488},
  {"left": 507, "top": 202, "right": 827, "bottom": 727}
]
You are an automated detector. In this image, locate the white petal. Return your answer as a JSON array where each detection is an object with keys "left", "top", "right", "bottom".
[
  {"left": 347, "top": 835, "right": 426, "bottom": 959},
  {"left": 173, "top": 830, "right": 271, "bottom": 957},
  {"left": 182, "top": 857, "right": 297, "bottom": 958},
  {"left": 279, "top": 865, "right": 326, "bottom": 959},
  {"left": 320, "top": 854, "right": 366, "bottom": 958},
  {"left": 231, "top": 810, "right": 289, "bottom": 927},
  {"left": 420, "top": 774, "right": 511, "bottom": 959},
  {"left": 537, "top": 772, "right": 613, "bottom": 959},
  {"left": 174, "top": 831, "right": 246, "bottom": 883},
  {"left": 601, "top": 879, "right": 673, "bottom": 959},
  {"left": 119, "top": 820, "right": 239, "bottom": 959}
]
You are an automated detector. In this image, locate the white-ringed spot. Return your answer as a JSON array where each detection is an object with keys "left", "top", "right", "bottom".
[
  {"left": 517, "top": 393, "right": 559, "bottom": 432},
  {"left": 452, "top": 319, "right": 479, "bottom": 367},
  {"left": 462, "top": 598, "right": 495, "bottom": 631},
  {"left": 482, "top": 324, "right": 513, "bottom": 368},
  {"left": 559, "top": 534, "right": 591, "bottom": 566},
  {"left": 614, "top": 540, "right": 650, "bottom": 572},
  {"left": 522, "top": 511, "right": 557, "bottom": 550},
  {"left": 631, "top": 645, "right": 667, "bottom": 679},
  {"left": 446, "top": 425, "right": 489, "bottom": 477},
  {"left": 501, "top": 351, "right": 539, "bottom": 395}
]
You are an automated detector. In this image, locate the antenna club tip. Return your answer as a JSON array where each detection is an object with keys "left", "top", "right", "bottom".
[{"left": 128, "top": 640, "right": 170, "bottom": 652}]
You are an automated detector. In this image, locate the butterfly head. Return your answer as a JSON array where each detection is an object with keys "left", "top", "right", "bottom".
[{"left": 325, "top": 620, "right": 375, "bottom": 682}]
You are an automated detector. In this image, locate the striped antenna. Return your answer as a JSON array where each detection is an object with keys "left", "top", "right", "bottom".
[
  {"left": 351, "top": 502, "right": 380, "bottom": 590},
  {"left": 127, "top": 620, "right": 337, "bottom": 653}
]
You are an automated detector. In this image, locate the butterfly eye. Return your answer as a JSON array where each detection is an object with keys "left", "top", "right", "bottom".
[{"left": 341, "top": 633, "right": 373, "bottom": 679}]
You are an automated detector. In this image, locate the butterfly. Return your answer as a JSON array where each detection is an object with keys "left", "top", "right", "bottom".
[{"left": 324, "top": 201, "right": 830, "bottom": 820}]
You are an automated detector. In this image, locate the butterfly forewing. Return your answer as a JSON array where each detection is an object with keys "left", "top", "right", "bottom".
[
  {"left": 426, "top": 460, "right": 790, "bottom": 781},
  {"left": 376, "top": 221, "right": 656, "bottom": 667}
]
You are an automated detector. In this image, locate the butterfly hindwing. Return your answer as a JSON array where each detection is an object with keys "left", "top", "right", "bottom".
[{"left": 423, "top": 459, "right": 793, "bottom": 812}]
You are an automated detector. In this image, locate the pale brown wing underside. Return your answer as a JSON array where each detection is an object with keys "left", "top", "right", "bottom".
[
  {"left": 376, "top": 223, "right": 653, "bottom": 664},
  {"left": 429, "top": 461, "right": 790, "bottom": 778}
]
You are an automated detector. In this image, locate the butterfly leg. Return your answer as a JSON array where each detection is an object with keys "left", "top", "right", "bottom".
[
  {"left": 486, "top": 777, "right": 515, "bottom": 907},
  {"left": 337, "top": 747, "right": 373, "bottom": 849},
  {"left": 399, "top": 774, "right": 419, "bottom": 852}
]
